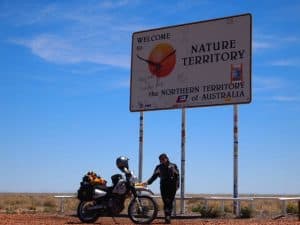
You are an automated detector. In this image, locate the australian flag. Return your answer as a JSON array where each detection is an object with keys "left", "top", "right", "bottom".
[{"left": 176, "top": 95, "right": 188, "bottom": 103}]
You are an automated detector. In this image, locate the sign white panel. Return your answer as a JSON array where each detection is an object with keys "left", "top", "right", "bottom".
[{"left": 130, "top": 14, "right": 252, "bottom": 112}]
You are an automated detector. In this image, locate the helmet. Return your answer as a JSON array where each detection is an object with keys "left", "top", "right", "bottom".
[{"left": 116, "top": 156, "right": 129, "bottom": 171}]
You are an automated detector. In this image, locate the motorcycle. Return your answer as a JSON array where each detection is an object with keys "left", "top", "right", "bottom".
[{"left": 77, "top": 167, "right": 158, "bottom": 224}]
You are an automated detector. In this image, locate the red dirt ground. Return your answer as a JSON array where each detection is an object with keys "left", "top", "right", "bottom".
[{"left": 0, "top": 214, "right": 300, "bottom": 225}]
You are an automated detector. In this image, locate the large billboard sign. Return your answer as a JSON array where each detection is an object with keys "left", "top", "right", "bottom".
[{"left": 130, "top": 14, "right": 252, "bottom": 112}]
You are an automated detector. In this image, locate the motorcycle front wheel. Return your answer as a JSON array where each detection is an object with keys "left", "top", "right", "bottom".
[
  {"left": 77, "top": 201, "right": 99, "bottom": 223},
  {"left": 128, "top": 195, "right": 158, "bottom": 224}
]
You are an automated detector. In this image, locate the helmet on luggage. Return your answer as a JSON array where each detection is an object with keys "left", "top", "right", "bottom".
[{"left": 116, "top": 156, "right": 129, "bottom": 171}]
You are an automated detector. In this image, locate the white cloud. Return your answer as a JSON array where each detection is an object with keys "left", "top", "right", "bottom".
[
  {"left": 99, "top": 0, "right": 131, "bottom": 9},
  {"left": 253, "top": 41, "right": 274, "bottom": 51},
  {"left": 272, "top": 96, "right": 300, "bottom": 102},
  {"left": 253, "top": 33, "right": 300, "bottom": 52},
  {"left": 281, "top": 36, "right": 300, "bottom": 43},
  {"left": 109, "top": 79, "right": 130, "bottom": 89},
  {"left": 254, "top": 76, "right": 300, "bottom": 103},
  {"left": 4, "top": 1, "right": 153, "bottom": 69},
  {"left": 254, "top": 77, "right": 286, "bottom": 92},
  {"left": 12, "top": 35, "right": 130, "bottom": 68},
  {"left": 16, "top": 35, "right": 79, "bottom": 63},
  {"left": 269, "top": 59, "right": 300, "bottom": 67}
]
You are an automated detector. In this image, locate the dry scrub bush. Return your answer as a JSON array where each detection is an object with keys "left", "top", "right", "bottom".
[
  {"left": 286, "top": 202, "right": 299, "bottom": 214},
  {"left": 191, "top": 204, "right": 223, "bottom": 218}
]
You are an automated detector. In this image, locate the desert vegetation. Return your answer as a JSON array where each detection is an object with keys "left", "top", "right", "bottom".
[
  {"left": 0, "top": 193, "right": 299, "bottom": 219},
  {"left": 0, "top": 193, "right": 77, "bottom": 214}
]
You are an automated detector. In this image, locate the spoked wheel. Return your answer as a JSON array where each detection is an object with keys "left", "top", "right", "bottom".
[
  {"left": 77, "top": 201, "right": 99, "bottom": 223},
  {"left": 128, "top": 195, "right": 158, "bottom": 224}
]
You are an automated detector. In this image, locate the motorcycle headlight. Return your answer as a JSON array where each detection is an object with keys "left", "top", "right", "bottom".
[{"left": 130, "top": 175, "right": 138, "bottom": 183}]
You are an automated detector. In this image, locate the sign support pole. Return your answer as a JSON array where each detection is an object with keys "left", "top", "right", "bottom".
[
  {"left": 180, "top": 108, "right": 186, "bottom": 214},
  {"left": 233, "top": 104, "right": 239, "bottom": 215},
  {"left": 138, "top": 112, "right": 144, "bottom": 182}
]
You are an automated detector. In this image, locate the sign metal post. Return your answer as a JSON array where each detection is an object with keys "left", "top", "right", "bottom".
[
  {"left": 138, "top": 112, "right": 144, "bottom": 182},
  {"left": 233, "top": 105, "right": 239, "bottom": 215},
  {"left": 180, "top": 108, "right": 186, "bottom": 214}
]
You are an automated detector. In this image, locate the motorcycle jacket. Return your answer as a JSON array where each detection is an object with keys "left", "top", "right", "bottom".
[{"left": 147, "top": 162, "right": 179, "bottom": 188}]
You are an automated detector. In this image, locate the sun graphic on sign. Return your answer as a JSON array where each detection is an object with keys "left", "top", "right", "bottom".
[{"left": 137, "top": 43, "right": 176, "bottom": 77}]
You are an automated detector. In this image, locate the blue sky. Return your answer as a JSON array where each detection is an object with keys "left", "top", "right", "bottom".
[{"left": 0, "top": 0, "right": 299, "bottom": 194}]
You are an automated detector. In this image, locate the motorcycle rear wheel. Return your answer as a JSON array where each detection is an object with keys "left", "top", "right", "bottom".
[
  {"left": 128, "top": 195, "right": 158, "bottom": 224},
  {"left": 77, "top": 201, "right": 99, "bottom": 223}
]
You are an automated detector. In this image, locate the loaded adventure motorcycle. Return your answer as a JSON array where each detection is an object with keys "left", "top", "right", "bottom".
[{"left": 77, "top": 156, "right": 158, "bottom": 224}]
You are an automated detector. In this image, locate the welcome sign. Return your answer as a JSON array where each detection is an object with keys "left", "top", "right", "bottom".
[{"left": 130, "top": 14, "right": 252, "bottom": 112}]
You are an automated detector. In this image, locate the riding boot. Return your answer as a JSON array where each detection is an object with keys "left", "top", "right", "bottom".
[{"left": 164, "top": 211, "right": 171, "bottom": 224}]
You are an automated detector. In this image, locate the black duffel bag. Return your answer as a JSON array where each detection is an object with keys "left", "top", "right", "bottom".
[{"left": 77, "top": 181, "right": 94, "bottom": 201}]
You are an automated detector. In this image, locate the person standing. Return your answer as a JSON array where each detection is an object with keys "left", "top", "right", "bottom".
[{"left": 143, "top": 153, "right": 179, "bottom": 224}]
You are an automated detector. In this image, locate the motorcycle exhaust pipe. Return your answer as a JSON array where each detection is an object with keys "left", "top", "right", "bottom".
[
  {"left": 86, "top": 204, "right": 106, "bottom": 212},
  {"left": 94, "top": 188, "right": 106, "bottom": 199}
]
